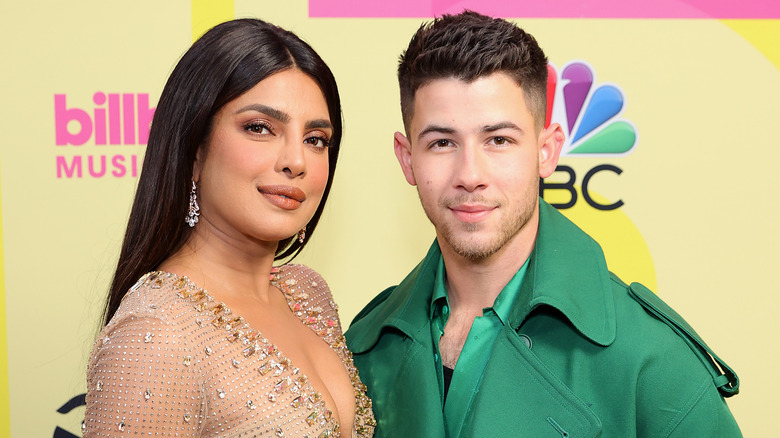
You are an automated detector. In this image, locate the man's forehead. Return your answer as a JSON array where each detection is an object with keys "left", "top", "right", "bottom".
[{"left": 409, "top": 74, "right": 534, "bottom": 135}]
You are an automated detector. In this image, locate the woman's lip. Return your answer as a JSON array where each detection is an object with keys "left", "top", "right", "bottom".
[
  {"left": 258, "top": 185, "right": 306, "bottom": 202},
  {"left": 258, "top": 185, "right": 306, "bottom": 210}
]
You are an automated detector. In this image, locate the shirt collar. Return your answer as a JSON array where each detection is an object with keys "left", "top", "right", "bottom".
[
  {"left": 507, "top": 200, "right": 616, "bottom": 346},
  {"left": 429, "top": 254, "right": 530, "bottom": 327},
  {"left": 347, "top": 199, "right": 616, "bottom": 352}
]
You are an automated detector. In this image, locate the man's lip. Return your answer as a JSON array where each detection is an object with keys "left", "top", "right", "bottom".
[
  {"left": 449, "top": 203, "right": 496, "bottom": 223},
  {"left": 257, "top": 185, "right": 307, "bottom": 203},
  {"left": 450, "top": 204, "right": 495, "bottom": 213}
]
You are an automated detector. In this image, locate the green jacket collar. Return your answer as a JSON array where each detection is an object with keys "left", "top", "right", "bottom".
[{"left": 349, "top": 199, "right": 616, "bottom": 352}]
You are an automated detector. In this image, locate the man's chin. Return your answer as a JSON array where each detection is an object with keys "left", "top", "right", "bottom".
[{"left": 442, "top": 234, "right": 503, "bottom": 261}]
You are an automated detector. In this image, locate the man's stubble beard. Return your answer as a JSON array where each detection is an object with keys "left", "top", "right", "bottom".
[{"left": 418, "top": 181, "right": 538, "bottom": 262}]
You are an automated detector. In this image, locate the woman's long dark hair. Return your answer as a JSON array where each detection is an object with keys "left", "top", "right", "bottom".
[{"left": 102, "top": 19, "right": 342, "bottom": 325}]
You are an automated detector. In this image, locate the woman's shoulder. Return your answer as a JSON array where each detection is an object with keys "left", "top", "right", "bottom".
[
  {"left": 106, "top": 271, "right": 203, "bottom": 331},
  {"left": 274, "top": 263, "right": 343, "bottom": 342}
]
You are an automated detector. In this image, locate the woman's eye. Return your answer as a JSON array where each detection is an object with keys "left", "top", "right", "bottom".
[
  {"left": 244, "top": 122, "right": 271, "bottom": 135},
  {"left": 304, "top": 136, "right": 331, "bottom": 148}
]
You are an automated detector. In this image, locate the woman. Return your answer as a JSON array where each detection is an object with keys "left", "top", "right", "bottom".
[{"left": 84, "top": 19, "right": 375, "bottom": 437}]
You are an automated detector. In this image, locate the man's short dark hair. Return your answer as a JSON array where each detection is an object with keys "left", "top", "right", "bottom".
[{"left": 398, "top": 11, "right": 549, "bottom": 132}]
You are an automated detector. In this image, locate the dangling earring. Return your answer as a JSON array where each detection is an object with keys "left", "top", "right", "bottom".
[
  {"left": 297, "top": 225, "right": 307, "bottom": 243},
  {"left": 185, "top": 179, "right": 200, "bottom": 227}
]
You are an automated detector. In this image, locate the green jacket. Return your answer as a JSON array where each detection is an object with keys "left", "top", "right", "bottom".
[{"left": 346, "top": 200, "right": 740, "bottom": 437}]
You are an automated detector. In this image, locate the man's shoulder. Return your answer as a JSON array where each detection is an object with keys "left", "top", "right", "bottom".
[
  {"left": 606, "top": 273, "right": 739, "bottom": 398},
  {"left": 349, "top": 286, "right": 398, "bottom": 327}
]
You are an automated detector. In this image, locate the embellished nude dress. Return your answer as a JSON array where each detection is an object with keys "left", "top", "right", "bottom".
[{"left": 84, "top": 265, "right": 375, "bottom": 437}]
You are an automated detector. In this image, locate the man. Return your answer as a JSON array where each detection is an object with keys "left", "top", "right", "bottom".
[{"left": 345, "top": 11, "right": 741, "bottom": 437}]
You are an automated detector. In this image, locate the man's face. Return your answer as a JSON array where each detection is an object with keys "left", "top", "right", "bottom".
[{"left": 394, "top": 73, "right": 563, "bottom": 261}]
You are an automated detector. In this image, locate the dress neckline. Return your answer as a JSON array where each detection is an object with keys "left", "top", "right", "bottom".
[{"left": 136, "top": 268, "right": 345, "bottom": 434}]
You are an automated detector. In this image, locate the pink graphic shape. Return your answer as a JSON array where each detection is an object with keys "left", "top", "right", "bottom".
[
  {"left": 562, "top": 63, "right": 593, "bottom": 136},
  {"left": 545, "top": 64, "right": 556, "bottom": 129},
  {"left": 309, "top": 0, "right": 780, "bottom": 18}
]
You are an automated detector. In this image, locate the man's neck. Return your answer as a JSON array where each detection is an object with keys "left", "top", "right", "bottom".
[{"left": 440, "top": 216, "right": 538, "bottom": 315}]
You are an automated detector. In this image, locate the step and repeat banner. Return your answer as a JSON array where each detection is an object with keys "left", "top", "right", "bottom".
[{"left": 1, "top": 0, "right": 777, "bottom": 436}]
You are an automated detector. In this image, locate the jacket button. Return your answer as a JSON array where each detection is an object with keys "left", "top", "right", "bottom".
[{"left": 519, "top": 334, "right": 532, "bottom": 349}]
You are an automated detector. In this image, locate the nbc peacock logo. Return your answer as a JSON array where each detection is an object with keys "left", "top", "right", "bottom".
[
  {"left": 541, "top": 60, "right": 637, "bottom": 211},
  {"left": 549, "top": 60, "right": 637, "bottom": 157}
]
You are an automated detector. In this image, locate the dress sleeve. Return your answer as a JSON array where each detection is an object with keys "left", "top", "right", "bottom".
[
  {"left": 84, "top": 314, "right": 203, "bottom": 437},
  {"left": 283, "top": 264, "right": 345, "bottom": 339}
]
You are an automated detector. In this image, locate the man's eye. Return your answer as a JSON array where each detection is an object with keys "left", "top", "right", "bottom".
[{"left": 493, "top": 136, "right": 506, "bottom": 145}]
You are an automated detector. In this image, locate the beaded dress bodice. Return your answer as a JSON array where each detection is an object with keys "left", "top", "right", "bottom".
[{"left": 84, "top": 265, "right": 375, "bottom": 437}]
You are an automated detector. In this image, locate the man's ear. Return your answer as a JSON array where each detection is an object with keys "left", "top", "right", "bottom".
[
  {"left": 538, "top": 122, "right": 565, "bottom": 178},
  {"left": 394, "top": 131, "right": 417, "bottom": 186}
]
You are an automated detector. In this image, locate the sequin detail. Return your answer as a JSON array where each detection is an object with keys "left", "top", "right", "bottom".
[{"left": 85, "top": 266, "right": 375, "bottom": 437}]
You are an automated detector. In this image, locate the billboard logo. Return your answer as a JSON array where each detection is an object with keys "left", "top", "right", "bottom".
[
  {"left": 54, "top": 92, "right": 155, "bottom": 178},
  {"left": 55, "top": 93, "right": 154, "bottom": 146},
  {"left": 541, "top": 61, "right": 637, "bottom": 210}
]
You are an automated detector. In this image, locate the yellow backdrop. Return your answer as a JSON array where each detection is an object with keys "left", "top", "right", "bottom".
[{"left": 1, "top": 1, "right": 777, "bottom": 436}]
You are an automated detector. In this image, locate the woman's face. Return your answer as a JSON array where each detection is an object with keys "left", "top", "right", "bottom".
[{"left": 193, "top": 69, "right": 332, "bottom": 247}]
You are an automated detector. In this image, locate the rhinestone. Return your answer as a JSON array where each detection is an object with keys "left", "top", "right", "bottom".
[
  {"left": 144, "top": 388, "right": 151, "bottom": 400},
  {"left": 276, "top": 428, "right": 284, "bottom": 437},
  {"left": 183, "top": 356, "right": 192, "bottom": 366},
  {"left": 218, "top": 388, "right": 226, "bottom": 399},
  {"left": 102, "top": 336, "right": 110, "bottom": 345},
  {"left": 205, "top": 346, "right": 213, "bottom": 355},
  {"left": 81, "top": 421, "right": 86, "bottom": 432},
  {"left": 268, "top": 393, "right": 277, "bottom": 402},
  {"left": 144, "top": 332, "right": 153, "bottom": 343},
  {"left": 275, "top": 377, "right": 292, "bottom": 393},
  {"left": 247, "top": 400, "right": 256, "bottom": 410},
  {"left": 311, "top": 281, "right": 318, "bottom": 287},
  {"left": 118, "top": 421, "right": 125, "bottom": 431},
  {"left": 258, "top": 359, "right": 275, "bottom": 375},
  {"left": 184, "top": 414, "right": 191, "bottom": 422},
  {"left": 285, "top": 279, "right": 297, "bottom": 286},
  {"left": 211, "top": 303, "right": 226, "bottom": 314},
  {"left": 96, "top": 380, "right": 103, "bottom": 391},
  {"left": 306, "top": 411, "right": 318, "bottom": 425},
  {"left": 292, "top": 396, "right": 303, "bottom": 408},
  {"left": 149, "top": 304, "right": 158, "bottom": 309},
  {"left": 232, "top": 359, "right": 240, "bottom": 368}
]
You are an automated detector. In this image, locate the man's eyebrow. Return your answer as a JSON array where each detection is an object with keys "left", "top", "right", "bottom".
[
  {"left": 417, "top": 124, "right": 456, "bottom": 141},
  {"left": 482, "top": 121, "right": 522, "bottom": 133},
  {"left": 235, "top": 104, "right": 290, "bottom": 123}
]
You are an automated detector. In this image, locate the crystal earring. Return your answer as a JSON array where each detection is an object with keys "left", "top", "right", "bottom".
[
  {"left": 185, "top": 179, "right": 200, "bottom": 227},
  {"left": 297, "top": 225, "right": 307, "bottom": 243}
]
